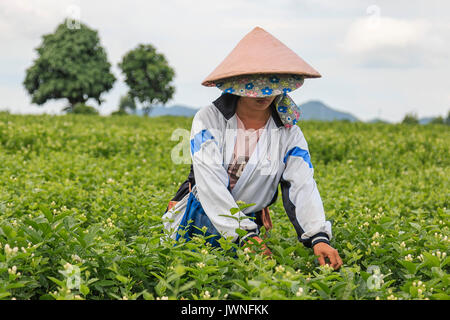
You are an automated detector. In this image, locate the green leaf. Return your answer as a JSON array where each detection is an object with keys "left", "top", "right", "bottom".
[
  {"left": 115, "top": 275, "right": 129, "bottom": 284},
  {"left": 431, "top": 293, "right": 449, "bottom": 300},
  {"left": 235, "top": 228, "right": 248, "bottom": 238},
  {"left": 93, "top": 280, "right": 116, "bottom": 287},
  {"left": 47, "top": 276, "right": 65, "bottom": 287},
  {"left": 398, "top": 260, "right": 417, "bottom": 274},
  {"left": 219, "top": 214, "right": 239, "bottom": 221},
  {"left": 40, "top": 204, "right": 53, "bottom": 223},
  {"left": 179, "top": 281, "right": 196, "bottom": 292},
  {"left": 80, "top": 284, "right": 90, "bottom": 296},
  {"left": 422, "top": 252, "right": 440, "bottom": 267},
  {"left": 0, "top": 292, "right": 12, "bottom": 299},
  {"left": 230, "top": 208, "right": 240, "bottom": 215}
]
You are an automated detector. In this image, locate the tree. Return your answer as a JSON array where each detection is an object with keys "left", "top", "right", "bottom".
[
  {"left": 23, "top": 18, "right": 116, "bottom": 112},
  {"left": 118, "top": 44, "right": 175, "bottom": 116},
  {"left": 402, "top": 112, "right": 419, "bottom": 124},
  {"left": 429, "top": 116, "right": 444, "bottom": 124},
  {"left": 111, "top": 94, "right": 136, "bottom": 116},
  {"left": 446, "top": 110, "right": 450, "bottom": 126},
  {"left": 70, "top": 103, "right": 99, "bottom": 115},
  {"left": 119, "top": 94, "right": 137, "bottom": 114}
]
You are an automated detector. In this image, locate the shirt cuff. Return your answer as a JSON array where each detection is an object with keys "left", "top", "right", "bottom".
[{"left": 310, "top": 232, "right": 330, "bottom": 247}]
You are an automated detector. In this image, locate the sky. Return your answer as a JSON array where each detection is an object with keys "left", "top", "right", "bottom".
[{"left": 0, "top": 0, "right": 449, "bottom": 122}]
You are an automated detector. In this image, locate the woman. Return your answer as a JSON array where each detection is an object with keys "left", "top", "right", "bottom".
[{"left": 162, "top": 27, "right": 343, "bottom": 270}]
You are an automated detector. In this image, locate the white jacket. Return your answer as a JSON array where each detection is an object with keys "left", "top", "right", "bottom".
[{"left": 163, "top": 93, "right": 332, "bottom": 248}]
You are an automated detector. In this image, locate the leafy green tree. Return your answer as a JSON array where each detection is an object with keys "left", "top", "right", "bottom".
[
  {"left": 69, "top": 103, "right": 99, "bottom": 115},
  {"left": 23, "top": 18, "right": 116, "bottom": 112},
  {"left": 119, "top": 94, "right": 137, "bottom": 114},
  {"left": 429, "top": 116, "right": 444, "bottom": 124},
  {"left": 118, "top": 44, "right": 175, "bottom": 116},
  {"left": 402, "top": 112, "right": 419, "bottom": 124},
  {"left": 111, "top": 109, "right": 128, "bottom": 116},
  {"left": 446, "top": 110, "right": 450, "bottom": 125}
]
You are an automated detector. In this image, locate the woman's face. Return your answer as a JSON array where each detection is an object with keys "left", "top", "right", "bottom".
[{"left": 238, "top": 96, "right": 276, "bottom": 111}]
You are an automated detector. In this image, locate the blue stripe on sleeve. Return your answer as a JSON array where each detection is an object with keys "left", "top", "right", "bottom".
[
  {"left": 190, "top": 129, "right": 216, "bottom": 155},
  {"left": 283, "top": 146, "right": 313, "bottom": 168}
]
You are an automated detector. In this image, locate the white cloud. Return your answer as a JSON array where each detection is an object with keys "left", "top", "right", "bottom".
[{"left": 341, "top": 15, "right": 449, "bottom": 68}]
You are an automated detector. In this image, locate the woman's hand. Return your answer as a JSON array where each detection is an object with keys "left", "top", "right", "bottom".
[
  {"left": 245, "top": 236, "right": 272, "bottom": 256},
  {"left": 313, "top": 242, "right": 343, "bottom": 270}
]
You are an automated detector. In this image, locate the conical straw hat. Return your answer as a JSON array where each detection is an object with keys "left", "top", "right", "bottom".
[{"left": 202, "top": 26, "right": 321, "bottom": 86}]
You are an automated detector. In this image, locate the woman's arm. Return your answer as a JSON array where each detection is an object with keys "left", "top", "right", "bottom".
[
  {"left": 189, "top": 107, "right": 259, "bottom": 242},
  {"left": 280, "top": 125, "right": 332, "bottom": 247},
  {"left": 280, "top": 126, "right": 342, "bottom": 268}
]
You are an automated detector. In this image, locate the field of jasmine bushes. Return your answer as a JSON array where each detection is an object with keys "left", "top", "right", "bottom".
[{"left": 0, "top": 111, "right": 448, "bottom": 300}]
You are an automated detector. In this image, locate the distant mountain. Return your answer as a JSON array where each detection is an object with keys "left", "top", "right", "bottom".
[
  {"left": 367, "top": 118, "right": 392, "bottom": 124},
  {"left": 132, "top": 100, "right": 360, "bottom": 122},
  {"left": 134, "top": 105, "right": 198, "bottom": 117},
  {"left": 298, "top": 100, "right": 359, "bottom": 122},
  {"left": 418, "top": 117, "right": 434, "bottom": 125}
]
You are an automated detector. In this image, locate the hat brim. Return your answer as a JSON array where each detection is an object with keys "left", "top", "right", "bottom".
[{"left": 213, "top": 73, "right": 304, "bottom": 98}]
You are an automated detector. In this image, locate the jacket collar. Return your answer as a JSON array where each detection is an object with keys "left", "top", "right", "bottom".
[{"left": 212, "top": 93, "right": 284, "bottom": 128}]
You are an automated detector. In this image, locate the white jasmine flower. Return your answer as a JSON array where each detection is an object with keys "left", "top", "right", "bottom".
[
  {"left": 371, "top": 241, "right": 380, "bottom": 247},
  {"left": 275, "top": 265, "right": 285, "bottom": 273},
  {"left": 71, "top": 254, "right": 82, "bottom": 263},
  {"left": 8, "top": 266, "right": 17, "bottom": 275},
  {"left": 63, "top": 262, "right": 73, "bottom": 272}
]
